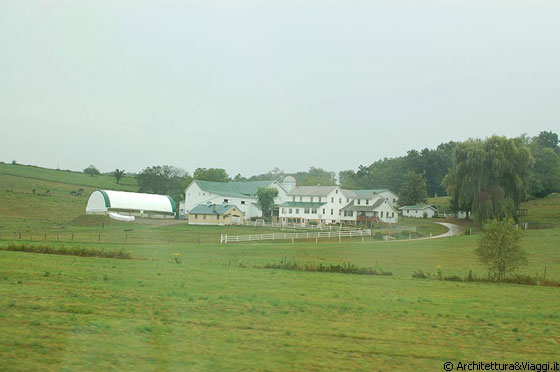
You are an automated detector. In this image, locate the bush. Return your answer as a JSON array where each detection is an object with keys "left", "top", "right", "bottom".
[
  {"left": 412, "top": 270, "right": 428, "bottom": 279},
  {"left": 264, "top": 257, "right": 392, "bottom": 276},
  {"left": 0, "top": 243, "right": 132, "bottom": 259}
]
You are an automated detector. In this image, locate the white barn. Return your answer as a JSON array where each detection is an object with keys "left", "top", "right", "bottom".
[
  {"left": 183, "top": 180, "right": 289, "bottom": 219},
  {"left": 86, "top": 190, "right": 177, "bottom": 219}
]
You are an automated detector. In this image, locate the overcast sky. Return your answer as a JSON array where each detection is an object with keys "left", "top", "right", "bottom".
[{"left": 1, "top": 0, "right": 559, "bottom": 176}]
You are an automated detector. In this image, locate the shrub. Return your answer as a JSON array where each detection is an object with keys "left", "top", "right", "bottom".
[
  {"left": 443, "top": 275, "right": 463, "bottom": 282},
  {"left": 0, "top": 243, "right": 132, "bottom": 259},
  {"left": 264, "top": 257, "right": 392, "bottom": 276},
  {"left": 173, "top": 253, "right": 181, "bottom": 264},
  {"left": 412, "top": 270, "right": 428, "bottom": 279}
]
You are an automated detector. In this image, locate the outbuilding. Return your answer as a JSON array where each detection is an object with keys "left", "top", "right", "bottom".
[
  {"left": 188, "top": 203, "right": 244, "bottom": 225},
  {"left": 86, "top": 190, "right": 176, "bottom": 219},
  {"left": 399, "top": 204, "right": 437, "bottom": 218}
]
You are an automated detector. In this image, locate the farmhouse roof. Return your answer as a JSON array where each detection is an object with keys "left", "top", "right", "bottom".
[
  {"left": 278, "top": 201, "right": 326, "bottom": 208},
  {"left": 189, "top": 203, "right": 240, "bottom": 215},
  {"left": 340, "top": 198, "right": 386, "bottom": 212},
  {"left": 287, "top": 186, "right": 337, "bottom": 196},
  {"left": 192, "top": 180, "right": 276, "bottom": 198}
]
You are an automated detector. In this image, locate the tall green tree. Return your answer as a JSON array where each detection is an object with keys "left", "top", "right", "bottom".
[
  {"left": 398, "top": 172, "right": 428, "bottom": 206},
  {"left": 443, "top": 136, "right": 533, "bottom": 223},
  {"left": 193, "top": 168, "right": 230, "bottom": 182},
  {"left": 137, "top": 165, "right": 191, "bottom": 202},
  {"left": 475, "top": 219, "right": 527, "bottom": 280},
  {"left": 83, "top": 165, "right": 100, "bottom": 177},
  {"left": 256, "top": 187, "right": 279, "bottom": 218},
  {"left": 114, "top": 169, "right": 125, "bottom": 184}
]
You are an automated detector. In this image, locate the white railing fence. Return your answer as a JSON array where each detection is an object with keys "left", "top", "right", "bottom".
[
  {"left": 221, "top": 229, "right": 372, "bottom": 244},
  {"left": 235, "top": 220, "right": 362, "bottom": 231}
]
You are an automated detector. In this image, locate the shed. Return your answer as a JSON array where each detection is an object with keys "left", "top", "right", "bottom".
[{"left": 188, "top": 203, "right": 244, "bottom": 225}]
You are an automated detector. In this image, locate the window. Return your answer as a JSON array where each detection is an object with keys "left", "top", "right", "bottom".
[
  {"left": 217, "top": 214, "right": 220, "bottom": 220},
  {"left": 380, "top": 211, "right": 384, "bottom": 218},
  {"left": 311, "top": 208, "right": 317, "bottom": 214},
  {"left": 336, "top": 189, "right": 338, "bottom": 194},
  {"left": 347, "top": 198, "right": 349, "bottom": 203},
  {"left": 299, "top": 196, "right": 302, "bottom": 202},
  {"left": 203, "top": 215, "right": 206, "bottom": 219},
  {"left": 357, "top": 200, "right": 361, "bottom": 205},
  {"left": 330, "top": 209, "right": 333, "bottom": 215},
  {"left": 289, "top": 208, "right": 293, "bottom": 214},
  {"left": 194, "top": 214, "right": 198, "bottom": 219},
  {"left": 304, "top": 208, "right": 310, "bottom": 214},
  {"left": 393, "top": 199, "right": 396, "bottom": 203},
  {"left": 322, "top": 209, "right": 325, "bottom": 214},
  {"left": 282, "top": 208, "right": 286, "bottom": 214},
  {"left": 295, "top": 209, "right": 299, "bottom": 214},
  {"left": 339, "top": 198, "right": 341, "bottom": 204},
  {"left": 292, "top": 196, "right": 296, "bottom": 202},
  {"left": 241, "top": 201, "right": 245, "bottom": 205},
  {"left": 224, "top": 199, "right": 228, "bottom": 203},
  {"left": 391, "top": 212, "right": 394, "bottom": 218},
  {"left": 331, "top": 197, "right": 334, "bottom": 203}
]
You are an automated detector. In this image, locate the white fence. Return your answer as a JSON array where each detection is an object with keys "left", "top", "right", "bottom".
[
  {"left": 220, "top": 229, "right": 372, "bottom": 244},
  {"left": 236, "top": 220, "right": 359, "bottom": 231}
]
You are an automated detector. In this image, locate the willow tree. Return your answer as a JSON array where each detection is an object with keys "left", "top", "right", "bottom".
[{"left": 443, "top": 136, "right": 533, "bottom": 223}]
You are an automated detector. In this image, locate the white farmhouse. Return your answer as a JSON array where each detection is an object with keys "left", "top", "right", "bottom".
[
  {"left": 399, "top": 204, "right": 437, "bottom": 218},
  {"left": 279, "top": 186, "right": 399, "bottom": 225},
  {"left": 183, "top": 179, "right": 288, "bottom": 219}
]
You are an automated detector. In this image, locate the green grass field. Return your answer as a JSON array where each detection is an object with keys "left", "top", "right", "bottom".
[{"left": 1, "top": 165, "right": 559, "bottom": 371}]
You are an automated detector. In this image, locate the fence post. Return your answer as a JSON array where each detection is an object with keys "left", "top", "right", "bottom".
[
  {"left": 291, "top": 237, "right": 294, "bottom": 244},
  {"left": 338, "top": 230, "right": 341, "bottom": 243},
  {"left": 220, "top": 234, "right": 223, "bottom": 244},
  {"left": 361, "top": 236, "right": 364, "bottom": 243}
]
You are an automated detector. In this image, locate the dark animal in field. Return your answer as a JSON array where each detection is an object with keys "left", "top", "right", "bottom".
[
  {"left": 46, "top": 190, "right": 51, "bottom": 195},
  {"left": 70, "top": 191, "right": 77, "bottom": 195},
  {"left": 32, "top": 189, "right": 36, "bottom": 194},
  {"left": 78, "top": 188, "right": 84, "bottom": 192}
]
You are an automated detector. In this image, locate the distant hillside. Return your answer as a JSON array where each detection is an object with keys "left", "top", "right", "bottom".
[
  {"left": 0, "top": 163, "right": 137, "bottom": 190},
  {"left": 519, "top": 193, "right": 560, "bottom": 227},
  {"left": 0, "top": 163, "right": 137, "bottom": 229}
]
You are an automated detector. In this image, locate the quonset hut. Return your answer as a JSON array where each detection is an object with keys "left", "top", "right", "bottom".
[{"left": 86, "top": 190, "right": 177, "bottom": 219}]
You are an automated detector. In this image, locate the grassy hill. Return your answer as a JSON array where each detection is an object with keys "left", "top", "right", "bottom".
[{"left": 0, "top": 163, "right": 137, "bottom": 229}]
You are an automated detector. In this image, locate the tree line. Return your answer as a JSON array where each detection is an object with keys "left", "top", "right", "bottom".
[{"left": 84, "top": 131, "right": 559, "bottom": 224}]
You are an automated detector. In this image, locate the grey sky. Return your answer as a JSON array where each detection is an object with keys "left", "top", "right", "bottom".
[{"left": 1, "top": 0, "right": 559, "bottom": 176}]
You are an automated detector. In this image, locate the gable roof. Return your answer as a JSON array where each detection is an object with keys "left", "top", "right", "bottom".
[
  {"left": 189, "top": 203, "right": 241, "bottom": 215},
  {"left": 340, "top": 197, "right": 387, "bottom": 212},
  {"left": 399, "top": 204, "right": 437, "bottom": 211},
  {"left": 287, "top": 186, "right": 337, "bottom": 196},
  {"left": 191, "top": 180, "right": 276, "bottom": 198}
]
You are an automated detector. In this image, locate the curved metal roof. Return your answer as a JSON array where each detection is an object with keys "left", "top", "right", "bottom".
[{"left": 86, "top": 190, "right": 176, "bottom": 213}]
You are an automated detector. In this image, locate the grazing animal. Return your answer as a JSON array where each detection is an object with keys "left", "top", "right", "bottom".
[
  {"left": 32, "top": 189, "right": 36, "bottom": 194},
  {"left": 71, "top": 191, "right": 76, "bottom": 195},
  {"left": 46, "top": 190, "right": 51, "bottom": 195}
]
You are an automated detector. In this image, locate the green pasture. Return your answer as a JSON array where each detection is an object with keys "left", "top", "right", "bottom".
[
  {"left": 1, "top": 164, "right": 559, "bottom": 371},
  {"left": 1, "top": 231, "right": 559, "bottom": 371}
]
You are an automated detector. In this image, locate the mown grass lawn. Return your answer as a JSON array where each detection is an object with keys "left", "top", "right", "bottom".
[{"left": 1, "top": 226, "right": 560, "bottom": 371}]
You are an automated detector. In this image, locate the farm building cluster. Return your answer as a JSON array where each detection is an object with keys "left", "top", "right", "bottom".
[
  {"left": 181, "top": 177, "right": 403, "bottom": 226},
  {"left": 85, "top": 178, "right": 444, "bottom": 225}
]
